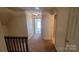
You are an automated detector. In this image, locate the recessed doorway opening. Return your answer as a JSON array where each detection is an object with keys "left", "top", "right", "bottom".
[{"left": 34, "top": 16, "right": 41, "bottom": 34}]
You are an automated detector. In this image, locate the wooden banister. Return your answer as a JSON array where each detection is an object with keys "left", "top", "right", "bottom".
[{"left": 4, "top": 36, "right": 28, "bottom": 52}]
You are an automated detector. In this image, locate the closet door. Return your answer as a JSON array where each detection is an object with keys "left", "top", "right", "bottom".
[{"left": 65, "top": 8, "right": 79, "bottom": 52}]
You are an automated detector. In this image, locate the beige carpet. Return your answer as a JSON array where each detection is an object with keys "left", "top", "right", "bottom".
[{"left": 28, "top": 33, "right": 57, "bottom": 52}]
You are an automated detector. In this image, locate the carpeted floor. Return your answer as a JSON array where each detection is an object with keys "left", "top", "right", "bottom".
[{"left": 28, "top": 33, "right": 57, "bottom": 52}]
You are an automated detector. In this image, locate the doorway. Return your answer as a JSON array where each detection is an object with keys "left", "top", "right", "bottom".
[
  {"left": 32, "top": 12, "right": 42, "bottom": 40},
  {"left": 35, "top": 18, "right": 41, "bottom": 34}
]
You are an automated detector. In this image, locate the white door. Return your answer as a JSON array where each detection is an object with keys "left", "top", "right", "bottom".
[{"left": 65, "top": 8, "right": 79, "bottom": 52}]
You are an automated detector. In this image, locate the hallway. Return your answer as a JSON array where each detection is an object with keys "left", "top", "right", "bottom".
[{"left": 28, "top": 33, "right": 57, "bottom": 52}]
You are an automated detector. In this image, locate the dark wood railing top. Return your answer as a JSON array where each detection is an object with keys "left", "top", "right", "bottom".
[{"left": 5, "top": 36, "right": 28, "bottom": 39}]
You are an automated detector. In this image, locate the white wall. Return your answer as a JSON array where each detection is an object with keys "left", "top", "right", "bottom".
[
  {"left": 42, "top": 12, "right": 49, "bottom": 40},
  {"left": 49, "top": 14, "right": 55, "bottom": 44},
  {"left": 0, "top": 21, "right": 7, "bottom": 52},
  {"left": 0, "top": 8, "right": 12, "bottom": 51},
  {"left": 42, "top": 12, "right": 55, "bottom": 42},
  {"left": 7, "top": 11, "right": 28, "bottom": 37},
  {"left": 26, "top": 11, "right": 34, "bottom": 39},
  {"left": 55, "top": 8, "right": 69, "bottom": 51},
  {"left": 0, "top": 11, "right": 12, "bottom": 36},
  {"left": 2, "top": 25, "right": 8, "bottom": 36}
]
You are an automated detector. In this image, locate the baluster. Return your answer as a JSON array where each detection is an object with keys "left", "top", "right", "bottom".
[{"left": 4, "top": 37, "right": 28, "bottom": 52}]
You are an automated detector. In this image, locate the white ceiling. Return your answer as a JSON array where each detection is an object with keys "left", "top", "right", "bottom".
[
  {"left": 0, "top": 7, "right": 55, "bottom": 25},
  {"left": 7, "top": 7, "right": 54, "bottom": 12}
]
